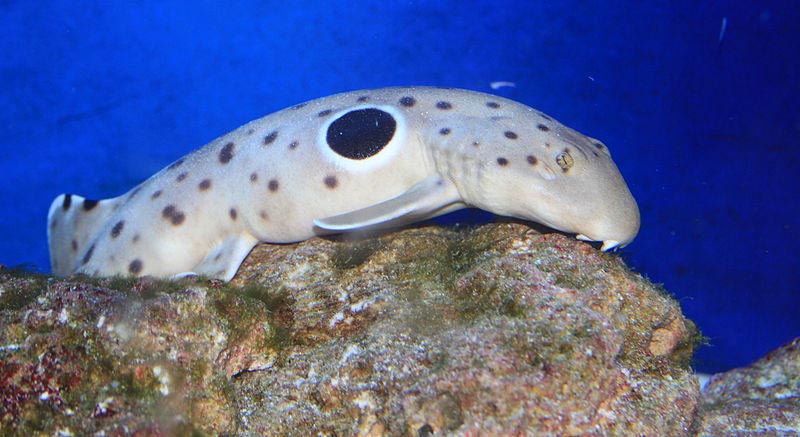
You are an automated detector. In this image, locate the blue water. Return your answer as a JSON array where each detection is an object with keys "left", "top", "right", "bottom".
[{"left": 1, "top": 1, "right": 797, "bottom": 374}]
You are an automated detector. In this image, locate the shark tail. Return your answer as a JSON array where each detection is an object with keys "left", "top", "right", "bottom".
[{"left": 47, "top": 193, "right": 120, "bottom": 276}]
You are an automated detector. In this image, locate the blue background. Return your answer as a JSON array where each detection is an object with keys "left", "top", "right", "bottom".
[{"left": 1, "top": 1, "right": 797, "bottom": 374}]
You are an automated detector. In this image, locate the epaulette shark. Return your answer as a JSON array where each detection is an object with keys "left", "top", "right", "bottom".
[{"left": 48, "top": 87, "right": 640, "bottom": 281}]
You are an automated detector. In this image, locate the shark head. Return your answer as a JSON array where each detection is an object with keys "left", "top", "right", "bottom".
[{"left": 434, "top": 106, "right": 640, "bottom": 250}]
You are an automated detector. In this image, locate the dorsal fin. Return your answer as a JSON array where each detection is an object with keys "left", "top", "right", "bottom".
[{"left": 47, "top": 193, "right": 121, "bottom": 275}]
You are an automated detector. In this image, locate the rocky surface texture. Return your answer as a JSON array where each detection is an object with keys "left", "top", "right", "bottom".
[
  {"left": 694, "top": 337, "right": 800, "bottom": 436},
  {"left": 1, "top": 223, "right": 704, "bottom": 435}
]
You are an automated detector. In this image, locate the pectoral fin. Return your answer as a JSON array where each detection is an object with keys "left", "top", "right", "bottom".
[
  {"left": 313, "top": 176, "right": 462, "bottom": 232},
  {"left": 188, "top": 233, "right": 259, "bottom": 281}
]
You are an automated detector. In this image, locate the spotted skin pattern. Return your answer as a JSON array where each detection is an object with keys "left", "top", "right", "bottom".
[{"left": 48, "top": 87, "right": 640, "bottom": 281}]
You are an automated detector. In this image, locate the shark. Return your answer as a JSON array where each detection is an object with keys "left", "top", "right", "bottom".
[{"left": 48, "top": 87, "right": 640, "bottom": 281}]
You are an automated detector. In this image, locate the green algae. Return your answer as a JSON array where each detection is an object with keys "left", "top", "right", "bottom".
[
  {"left": 389, "top": 225, "right": 498, "bottom": 290},
  {"left": 0, "top": 268, "right": 50, "bottom": 311},
  {"left": 211, "top": 283, "right": 293, "bottom": 350},
  {"left": 331, "top": 238, "right": 382, "bottom": 271}
]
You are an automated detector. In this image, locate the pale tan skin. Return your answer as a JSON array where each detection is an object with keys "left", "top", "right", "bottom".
[{"left": 48, "top": 87, "right": 639, "bottom": 281}]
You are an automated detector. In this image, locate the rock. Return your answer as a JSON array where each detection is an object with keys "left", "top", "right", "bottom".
[
  {"left": 0, "top": 223, "right": 701, "bottom": 435},
  {"left": 694, "top": 337, "right": 800, "bottom": 436}
]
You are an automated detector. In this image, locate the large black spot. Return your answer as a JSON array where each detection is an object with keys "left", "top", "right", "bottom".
[{"left": 326, "top": 108, "right": 396, "bottom": 160}]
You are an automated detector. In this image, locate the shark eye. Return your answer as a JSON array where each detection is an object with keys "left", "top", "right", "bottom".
[
  {"left": 326, "top": 108, "right": 397, "bottom": 160},
  {"left": 556, "top": 149, "right": 575, "bottom": 172}
]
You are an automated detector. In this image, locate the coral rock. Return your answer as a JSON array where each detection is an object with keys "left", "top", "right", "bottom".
[
  {"left": 1, "top": 223, "right": 701, "bottom": 435},
  {"left": 695, "top": 337, "right": 800, "bottom": 435}
]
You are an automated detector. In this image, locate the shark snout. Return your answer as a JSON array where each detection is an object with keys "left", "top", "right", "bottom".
[{"left": 576, "top": 200, "right": 640, "bottom": 251}]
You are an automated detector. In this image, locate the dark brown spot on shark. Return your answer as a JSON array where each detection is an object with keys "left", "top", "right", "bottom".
[
  {"left": 219, "top": 142, "right": 235, "bottom": 164},
  {"left": 82, "top": 244, "right": 95, "bottom": 265},
  {"left": 82, "top": 199, "right": 99, "bottom": 211},
  {"left": 71, "top": 239, "right": 78, "bottom": 252},
  {"left": 357, "top": 95, "right": 369, "bottom": 102},
  {"left": 176, "top": 172, "right": 188, "bottom": 182},
  {"left": 504, "top": 131, "right": 518, "bottom": 139},
  {"left": 259, "top": 210, "right": 269, "bottom": 220},
  {"left": 129, "top": 259, "right": 143, "bottom": 275},
  {"left": 127, "top": 186, "right": 142, "bottom": 201},
  {"left": 151, "top": 190, "right": 163, "bottom": 200},
  {"left": 198, "top": 179, "right": 212, "bottom": 191},
  {"left": 497, "top": 157, "right": 509, "bottom": 166},
  {"left": 162, "top": 205, "right": 186, "bottom": 226},
  {"left": 111, "top": 220, "right": 125, "bottom": 238},
  {"left": 264, "top": 130, "right": 279, "bottom": 145},
  {"left": 486, "top": 101, "right": 500, "bottom": 108},
  {"left": 527, "top": 155, "right": 538, "bottom": 165},
  {"left": 439, "top": 127, "right": 451, "bottom": 135},
  {"left": 318, "top": 109, "right": 332, "bottom": 117},
  {"left": 268, "top": 179, "right": 279, "bottom": 192},
  {"left": 163, "top": 205, "right": 176, "bottom": 217},
  {"left": 537, "top": 124, "right": 550, "bottom": 132},
  {"left": 168, "top": 158, "right": 185, "bottom": 170},
  {"left": 324, "top": 175, "right": 338, "bottom": 189},
  {"left": 289, "top": 140, "right": 299, "bottom": 149},
  {"left": 250, "top": 172, "right": 258, "bottom": 183},
  {"left": 399, "top": 96, "right": 416, "bottom": 107},
  {"left": 229, "top": 208, "right": 238, "bottom": 220},
  {"left": 436, "top": 101, "right": 452, "bottom": 110}
]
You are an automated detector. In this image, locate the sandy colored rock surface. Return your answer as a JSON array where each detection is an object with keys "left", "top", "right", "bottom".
[
  {"left": 1, "top": 223, "right": 701, "bottom": 435},
  {"left": 694, "top": 337, "right": 800, "bottom": 436}
]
